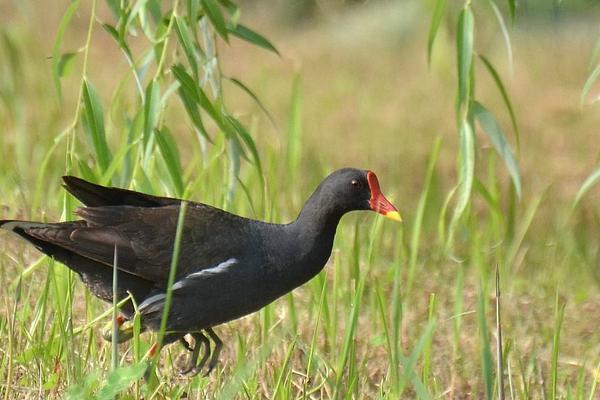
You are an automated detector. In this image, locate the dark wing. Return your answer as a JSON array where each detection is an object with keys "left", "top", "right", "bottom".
[
  {"left": 62, "top": 176, "right": 182, "bottom": 207},
  {"left": 0, "top": 220, "right": 156, "bottom": 315},
  {"left": 23, "top": 203, "right": 255, "bottom": 286}
]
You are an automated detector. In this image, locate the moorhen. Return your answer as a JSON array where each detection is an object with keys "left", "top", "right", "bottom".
[{"left": 0, "top": 168, "right": 400, "bottom": 376}]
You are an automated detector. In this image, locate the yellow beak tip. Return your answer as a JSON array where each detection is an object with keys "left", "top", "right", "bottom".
[{"left": 385, "top": 211, "right": 402, "bottom": 223}]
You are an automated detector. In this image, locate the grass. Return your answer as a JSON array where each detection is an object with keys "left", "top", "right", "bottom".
[{"left": 2, "top": 0, "right": 600, "bottom": 398}]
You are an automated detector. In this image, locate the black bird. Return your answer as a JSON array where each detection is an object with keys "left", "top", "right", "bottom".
[{"left": 0, "top": 168, "right": 401, "bottom": 375}]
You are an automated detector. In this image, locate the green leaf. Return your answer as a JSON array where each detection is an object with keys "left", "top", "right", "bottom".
[
  {"left": 176, "top": 86, "right": 211, "bottom": 142},
  {"left": 581, "top": 62, "right": 600, "bottom": 107},
  {"left": 200, "top": 0, "right": 229, "bottom": 41},
  {"left": 65, "top": 371, "right": 100, "bottom": 400},
  {"left": 56, "top": 52, "right": 77, "bottom": 78},
  {"left": 82, "top": 79, "right": 111, "bottom": 172},
  {"left": 227, "top": 24, "right": 280, "bottom": 56},
  {"left": 172, "top": 64, "right": 221, "bottom": 125},
  {"left": 101, "top": 22, "right": 134, "bottom": 62},
  {"left": 452, "top": 119, "right": 475, "bottom": 223},
  {"left": 427, "top": 0, "right": 446, "bottom": 66},
  {"left": 174, "top": 16, "right": 200, "bottom": 74},
  {"left": 507, "top": 0, "right": 516, "bottom": 23},
  {"left": 226, "top": 116, "right": 262, "bottom": 176},
  {"left": 52, "top": 0, "right": 81, "bottom": 101},
  {"left": 156, "top": 127, "right": 185, "bottom": 196},
  {"left": 488, "top": 0, "right": 513, "bottom": 72},
  {"left": 96, "top": 363, "right": 147, "bottom": 400},
  {"left": 456, "top": 7, "right": 474, "bottom": 113},
  {"left": 573, "top": 163, "right": 600, "bottom": 208},
  {"left": 227, "top": 77, "right": 276, "bottom": 127},
  {"left": 143, "top": 80, "right": 161, "bottom": 149},
  {"left": 478, "top": 54, "right": 519, "bottom": 150},
  {"left": 472, "top": 101, "right": 522, "bottom": 199}
]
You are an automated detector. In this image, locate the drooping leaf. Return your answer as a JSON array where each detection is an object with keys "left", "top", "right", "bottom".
[
  {"left": 478, "top": 54, "right": 520, "bottom": 150},
  {"left": 427, "top": 0, "right": 446, "bottom": 66},
  {"left": 507, "top": 0, "right": 516, "bottom": 23},
  {"left": 156, "top": 127, "right": 184, "bottom": 196},
  {"left": 57, "top": 52, "right": 77, "bottom": 78},
  {"left": 227, "top": 77, "right": 276, "bottom": 127},
  {"left": 101, "top": 22, "right": 134, "bottom": 62},
  {"left": 172, "top": 64, "right": 221, "bottom": 124},
  {"left": 472, "top": 101, "right": 522, "bottom": 199},
  {"left": 200, "top": 0, "right": 229, "bottom": 41},
  {"left": 456, "top": 7, "right": 474, "bottom": 113},
  {"left": 176, "top": 85, "right": 211, "bottom": 142},
  {"left": 226, "top": 115, "right": 262, "bottom": 176},
  {"left": 228, "top": 24, "right": 280, "bottom": 56},
  {"left": 488, "top": 0, "right": 513, "bottom": 74},
  {"left": 453, "top": 118, "right": 475, "bottom": 222},
  {"left": 174, "top": 16, "right": 200, "bottom": 74},
  {"left": 143, "top": 79, "right": 161, "bottom": 149},
  {"left": 52, "top": 0, "right": 81, "bottom": 100},
  {"left": 82, "top": 79, "right": 111, "bottom": 172}
]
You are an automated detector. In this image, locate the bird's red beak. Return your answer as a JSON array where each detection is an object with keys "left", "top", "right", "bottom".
[{"left": 367, "top": 171, "right": 402, "bottom": 222}]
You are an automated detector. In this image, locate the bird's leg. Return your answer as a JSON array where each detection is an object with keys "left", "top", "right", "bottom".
[
  {"left": 179, "top": 336, "right": 194, "bottom": 352},
  {"left": 204, "top": 328, "right": 222, "bottom": 376},
  {"left": 180, "top": 332, "right": 210, "bottom": 376}
]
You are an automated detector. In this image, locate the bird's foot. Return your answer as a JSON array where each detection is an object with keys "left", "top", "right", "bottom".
[{"left": 101, "top": 315, "right": 134, "bottom": 343}]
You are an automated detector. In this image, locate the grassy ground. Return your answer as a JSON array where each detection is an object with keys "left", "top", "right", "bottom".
[{"left": 2, "top": 1, "right": 600, "bottom": 399}]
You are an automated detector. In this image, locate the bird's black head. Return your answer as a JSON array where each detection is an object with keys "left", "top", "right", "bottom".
[{"left": 315, "top": 168, "right": 401, "bottom": 222}]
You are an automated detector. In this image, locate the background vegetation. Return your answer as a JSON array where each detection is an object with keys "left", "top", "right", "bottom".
[{"left": 1, "top": 0, "right": 600, "bottom": 398}]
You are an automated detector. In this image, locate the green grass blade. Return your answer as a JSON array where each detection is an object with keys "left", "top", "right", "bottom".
[
  {"left": 287, "top": 74, "right": 302, "bottom": 180},
  {"left": 472, "top": 101, "right": 521, "bottom": 199},
  {"left": 573, "top": 163, "right": 600, "bottom": 209},
  {"left": 407, "top": 136, "right": 442, "bottom": 294},
  {"left": 111, "top": 245, "right": 119, "bottom": 371},
  {"left": 551, "top": 293, "right": 566, "bottom": 400},
  {"left": 427, "top": 0, "right": 446, "bottom": 66},
  {"left": 581, "top": 62, "right": 600, "bottom": 107},
  {"left": 478, "top": 288, "right": 494, "bottom": 400},
  {"left": 496, "top": 267, "right": 505, "bottom": 400},
  {"left": 149, "top": 202, "right": 188, "bottom": 379}
]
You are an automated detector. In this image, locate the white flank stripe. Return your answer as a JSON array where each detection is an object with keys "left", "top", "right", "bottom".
[
  {"left": 171, "top": 258, "right": 239, "bottom": 291},
  {"left": 140, "top": 258, "right": 239, "bottom": 310},
  {"left": 138, "top": 293, "right": 166, "bottom": 311}
]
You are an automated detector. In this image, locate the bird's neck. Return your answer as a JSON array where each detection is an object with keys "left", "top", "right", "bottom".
[{"left": 284, "top": 190, "right": 344, "bottom": 279}]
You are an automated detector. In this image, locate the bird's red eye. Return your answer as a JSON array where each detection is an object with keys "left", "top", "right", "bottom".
[{"left": 351, "top": 179, "right": 359, "bottom": 187}]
